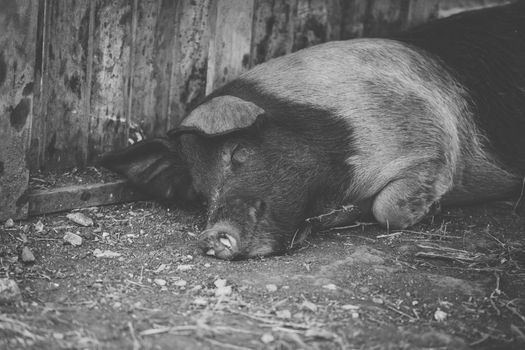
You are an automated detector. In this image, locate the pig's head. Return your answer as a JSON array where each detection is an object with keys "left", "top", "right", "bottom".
[{"left": 99, "top": 95, "right": 352, "bottom": 259}]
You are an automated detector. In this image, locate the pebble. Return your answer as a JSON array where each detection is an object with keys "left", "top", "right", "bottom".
[
  {"left": 192, "top": 297, "right": 208, "bottom": 306},
  {"left": 215, "top": 286, "right": 232, "bottom": 297},
  {"left": 93, "top": 249, "right": 121, "bottom": 258},
  {"left": 261, "top": 333, "right": 275, "bottom": 344},
  {"left": 301, "top": 300, "right": 317, "bottom": 312},
  {"left": 434, "top": 308, "right": 448, "bottom": 322},
  {"left": 322, "top": 283, "right": 337, "bottom": 291},
  {"left": 4, "top": 218, "right": 14, "bottom": 228},
  {"left": 0, "top": 278, "right": 22, "bottom": 304},
  {"left": 63, "top": 232, "right": 83, "bottom": 246},
  {"left": 214, "top": 279, "right": 227, "bottom": 288},
  {"left": 173, "top": 279, "right": 187, "bottom": 287},
  {"left": 372, "top": 297, "right": 384, "bottom": 304},
  {"left": 177, "top": 264, "right": 193, "bottom": 272},
  {"left": 21, "top": 246, "right": 36, "bottom": 263},
  {"left": 34, "top": 220, "right": 45, "bottom": 233},
  {"left": 276, "top": 309, "right": 291, "bottom": 319},
  {"left": 265, "top": 284, "right": 278, "bottom": 292},
  {"left": 67, "top": 212, "right": 94, "bottom": 227},
  {"left": 154, "top": 279, "right": 167, "bottom": 286}
]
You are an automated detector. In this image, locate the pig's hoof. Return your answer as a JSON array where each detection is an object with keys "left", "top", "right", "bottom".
[{"left": 199, "top": 228, "right": 240, "bottom": 260}]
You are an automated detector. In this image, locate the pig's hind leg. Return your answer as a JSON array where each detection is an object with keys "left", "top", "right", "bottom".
[{"left": 371, "top": 168, "right": 450, "bottom": 229}]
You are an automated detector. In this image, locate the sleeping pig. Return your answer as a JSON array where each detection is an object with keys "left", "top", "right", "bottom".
[{"left": 100, "top": 3, "right": 525, "bottom": 260}]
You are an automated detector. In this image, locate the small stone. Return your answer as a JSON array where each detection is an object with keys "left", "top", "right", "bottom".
[
  {"left": 192, "top": 297, "right": 208, "bottom": 306},
  {"left": 34, "top": 220, "right": 44, "bottom": 233},
  {"left": 372, "top": 297, "right": 384, "bottom": 304},
  {"left": 266, "top": 284, "right": 278, "bottom": 292},
  {"left": 215, "top": 285, "right": 232, "bottom": 297},
  {"left": 214, "top": 279, "right": 227, "bottom": 288},
  {"left": 301, "top": 300, "right": 317, "bottom": 312},
  {"left": 351, "top": 311, "right": 360, "bottom": 319},
  {"left": 276, "top": 309, "right": 291, "bottom": 319},
  {"left": 177, "top": 264, "right": 193, "bottom": 272},
  {"left": 434, "top": 308, "right": 448, "bottom": 322},
  {"left": 173, "top": 279, "right": 187, "bottom": 287},
  {"left": 261, "top": 333, "right": 275, "bottom": 344},
  {"left": 67, "top": 212, "right": 94, "bottom": 227},
  {"left": 341, "top": 304, "right": 360, "bottom": 310},
  {"left": 154, "top": 279, "right": 167, "bottom": 286},
  {"left": 322, "top": 283, "right": 337, "bottom": 291},
  {"left": 21, "top": 246, "right": 35, "bottom": 263},
  {"left": 102, "top": 232, "right": 110, "bottom": 238},
  {"left": 53, "top": 333, "right": 64, "bottom": 340},
  {"left": 93, "top": 249, "right": 121, "bottom": 258},
  {"left": 0, "top": 278, "right": 22, "bottom": 304},
  {"left": 4, "top": 218, "right": 14, "bottom": 228},
  {"left": 63, "top": 232, "right": 83, "bottom": 246}
]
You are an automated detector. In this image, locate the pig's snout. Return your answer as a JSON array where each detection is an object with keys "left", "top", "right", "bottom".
[{"left": 199, "top": 222, "right": 241, "bottom": 260}]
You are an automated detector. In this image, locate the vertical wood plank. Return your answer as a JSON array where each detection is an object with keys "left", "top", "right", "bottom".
[
  {"left": 130, "top": 0, "right": 162, "bottom": 138},
  {"left": 170, "top": 0, "right": 212, "bottom": 129},
  {"left": 251, "top": 0, "right": 296, "bottom": 66},
  {"left": 206, "top": 0, "right": 254, "bottom": 94},
  {"left": 406, "top": 0, "right": 439, "bottom": 28},
  {"left": 340, "top": 0, "right": 369, "bottom": 39},
  {"left": 364, "top": 0, "right": 411, "bottom": 37},
  {"left": 88, "top": 0, "right": 132, "bottom": 161},
  {"left": 31, "top": 0, "right": 92, "bottom": 171},
  {"left": 292, "top": 0, "right": 344, "bottom": 51},
  {"left": 0, "top": 0, "right": 38, "bottom": 220}
]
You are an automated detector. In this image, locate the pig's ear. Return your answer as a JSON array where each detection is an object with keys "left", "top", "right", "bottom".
[
  {"left": 171, "top": 95, "right": 265, "bottom": 136},
  {"left": 97, "top": 139, "right": 197, "bottom": 205}
]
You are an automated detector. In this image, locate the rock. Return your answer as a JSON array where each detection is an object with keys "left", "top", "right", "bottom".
[
  {"left": 265, "top": 284, "right": 278, "bottom": 292},
  {"left": 215, "top": 286, "right": 232, "bottom": 297},
  {"left": 177, "top": 264, "right": 193, "bottom": 272},
  {"left": 0, "top": 278, "right": 22, "bottom": 304},
  {"left": 261, "top": 333, "right": 275, "bottom": 344},
  {"left": 372, "top": 297, "right": 384, "bottom": 304},
  {"left": 434, "top": 308, "right": 448, "bottom": 322},
  {"left": 4, "top": 218, "right": 15, "bottom": 228},
  {"left": 192, "top": 297, "right": 208, "bottom": 306},
  {"left": 66, "top": 212, "right": 94, "bottom": 227},
  {"left": 93, "top": 249, "right": 121, "bottom": 258},
  {"left": 63, "top": 232, "right": 83, "bottom": 246},
  {"left": 301, "top": 300, "right": 318, "bottom": 312},
  {"left": 21, "top": 246, "right": 35, "bottom": 263},
  {"left": 173, "top": 279, "right": 187, "bottom": 287},
  {"left": 214, "top": 279, "right": 227, "bottom": 288},
  {"left": 322, "top": 283, "right": 337, "bottom": 291},
  {"left": 34, "top": 220, "right": 45, "bottom": 233},
  {"left": 276, "top": 309, "right": 291, "bottom": 319},
  {"left": 154, "top": 279, "right": 167, "bottom": 286}
]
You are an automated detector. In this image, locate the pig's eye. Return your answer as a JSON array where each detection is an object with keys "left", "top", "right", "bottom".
[{"left": 231, "top": 145, "right": 251, "bottom": 165}]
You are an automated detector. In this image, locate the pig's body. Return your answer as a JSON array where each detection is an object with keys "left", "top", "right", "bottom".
[{"left": 101, "top": 3, "right": 525, "bottom": 259}]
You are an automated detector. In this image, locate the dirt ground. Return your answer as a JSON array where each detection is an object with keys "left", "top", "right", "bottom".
[{"left": 1, "top": 185, "right": 525, "bottom": 349}]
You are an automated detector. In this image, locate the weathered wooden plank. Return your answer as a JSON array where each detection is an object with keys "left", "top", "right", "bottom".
[
  {"left": 406, "top": 0, "right": 439, "bottom": 29},
  {"left": 251, "top": 0, "right": 296, "bottom": 67},
  {"left": 31, "top": 0, "right": 92, "bottom": 171},
  {"left": 27, "top": 180, "right": 148, "bottom": 216},
  {"left": 340, "top": 0, "right": 369, "bottom": 39},
  {"left": 364, "top": 0, "right": 411, "bottom": 37},
  {"left": 206, "top": 0, "right": 254, "bottom": 94},
  {"left": 170, "top": 0, "right": 212, "bottom": 128},
  {"left": 0, "top": 0, "right": 38, "bottom": 221},
  {"left": 88, "top": 0, "right": 133, "bottom": 161}
]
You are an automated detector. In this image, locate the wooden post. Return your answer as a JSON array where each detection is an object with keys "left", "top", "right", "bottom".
[
  {"left": 0, "top": 0, "right": 38, "bottom": 221},
  {"left": 206, "top": 0, "right": 255, "bottom": 94}
]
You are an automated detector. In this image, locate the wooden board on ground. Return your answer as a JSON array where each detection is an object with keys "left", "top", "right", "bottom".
[
  {"left": 0, "top": 0, "right": 39, "bottom": 221},
  {"left": 27, "top": 180, "right": 149, "bottom": 216}
]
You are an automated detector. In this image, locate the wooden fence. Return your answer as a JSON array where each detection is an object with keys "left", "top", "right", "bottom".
[{"left": 0, "top": 0, "right": 511, "bottom": 220}]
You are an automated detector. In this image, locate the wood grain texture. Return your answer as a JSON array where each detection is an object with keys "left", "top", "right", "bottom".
[
  {"left": 88, "top": 0, "right": 133, "bottom": 161},
  {"left": 251, "top": 0, "right": 296, "bottom": 66},
  {"left": 364, "top": 0, "right": 411, "bottom": 37},
  {"left": 27, "top": 180, "right": 148, "bottom": 216},
  {"left": 206, "top": 0, "right": 254, "bottom": 94},
  {"left": 0, "top": 0, "right": 38, "bottom": 221},
  {"left": 293, "top": 0, "right": 343, "bottom": 51},
  {"left": 170, "top": 0, "right": 212, "bottom": 129},
  {"left": 31, "top": 0, "right": 92, "bottom": 171}
]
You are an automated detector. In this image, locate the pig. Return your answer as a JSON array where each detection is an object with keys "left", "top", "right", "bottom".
[{"left": 100, "top": 3, "right": 525, "bottom": 260}]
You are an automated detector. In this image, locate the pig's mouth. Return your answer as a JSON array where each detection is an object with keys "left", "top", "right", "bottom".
[{"left": 198, "top": 224, "right": 241, "bottom": 260}]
